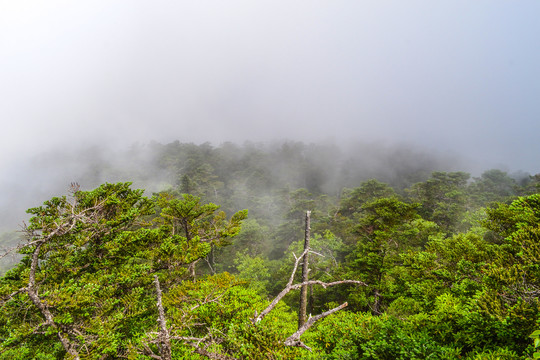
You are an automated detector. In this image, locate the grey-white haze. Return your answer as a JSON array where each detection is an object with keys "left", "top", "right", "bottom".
[{"left": 0, "top": 1, "right": 539, "bottom": 227}]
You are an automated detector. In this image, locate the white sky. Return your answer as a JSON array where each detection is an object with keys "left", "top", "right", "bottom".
[{"left": 1, "top": 1, "right": 539, "bottom": 172}]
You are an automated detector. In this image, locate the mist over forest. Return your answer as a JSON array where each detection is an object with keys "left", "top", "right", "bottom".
[
  {"left": 1, "top": 136, "right": 540, "bottom": 358},
  {"left": 0, "top": 138, "right": 512, "bottom": 231},
  {"left": 2, "top": 1, "right": 539, "bottom": 231},
  {"left": 2, "top": 1, "right": 540, "bottom": 359}
]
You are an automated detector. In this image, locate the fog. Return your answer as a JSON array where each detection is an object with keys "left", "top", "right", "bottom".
[{"left": 1, "top": 1, "right": 540, "bottom": 227}]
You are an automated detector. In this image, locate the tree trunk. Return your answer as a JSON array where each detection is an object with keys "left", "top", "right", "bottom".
[
  {"left": 372, "top": 289, "right": 381, "bottom": 315},
  {"left": 154, "top": 275, "right": 172, "bottom": 360},
  {"left": 308, "top": 283, "right": 314, "bottom": 316},
  {"left": 28, "top": 242, "right": 81, "bottom": 360},
  {"left": 298, "top": 210, "right": 311, "bottom": 328}
]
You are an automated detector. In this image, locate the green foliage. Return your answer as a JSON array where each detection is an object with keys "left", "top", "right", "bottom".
[
  {"left": 469, "top": 169, "right": 519, "bottom": 206},
  {"left": 162, "top": 272, "right": 303, "bottom": 359},
  {"left": 1, "top": 147, "right": 539, "bottom": 360},
  {"left": 481, "top": 195, "right": 540, "bottom": 306},
  {"left": 344, "top": 197, "right": 437, "bottom": 313},
  {"left": 408, "top": 171, "right": 470, "bottom": 232},
  {"left": 339, "top": 180, "right": 396, "bottom": 218},
  {"left": 530, "top": 329, "right": 540, "bottom": 359},
  {"left": 401, "top": 232, "right": 494, "bottom": 309},
  {"left": 214, "top": 218, "right": 276, "bottom": 277},
  {"left": 0, "top": 183, "right": 248, "bottom": 359},
  {"left": 466, "top": 347, "right": 522, "bottom": 360},
  {"left": 307, "top": 310, "right": 463, "bottom": 359},
  {"left": 474, "top": 194, "right": 540, "bottom": 353},
  {"left": 234, "top": 251, "right": 271, "bottom": 295}
]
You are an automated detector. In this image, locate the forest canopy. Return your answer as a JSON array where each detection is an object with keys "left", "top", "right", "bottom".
[{"left": 1, "top": 141, "right": 540, "bottom": 359}]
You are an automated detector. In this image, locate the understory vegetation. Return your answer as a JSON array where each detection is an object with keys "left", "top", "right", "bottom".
[{"left": 1, "top": 141, "right": 540, "bottom": 359}]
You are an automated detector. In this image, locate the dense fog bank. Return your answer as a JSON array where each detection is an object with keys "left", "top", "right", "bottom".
[{"left": 0, "top": 139, "right": 531, "bottom": 232}]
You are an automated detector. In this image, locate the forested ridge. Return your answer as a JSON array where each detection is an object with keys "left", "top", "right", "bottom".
[{"left": 1, "top": 141, "right": 540, "bottom": 359}]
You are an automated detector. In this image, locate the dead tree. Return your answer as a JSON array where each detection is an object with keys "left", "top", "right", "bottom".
[
  {"left": 145, "top": 212, "right": 366, "bottom": 357},
  {"left": 144, "top": 250, "right": 365, "bottom": 357},
  {"left": 298, "top": 210, "right": 311, "bottom": 328},
  {"left": 252, "top": 248, "right": 366, "bottom": 350}
]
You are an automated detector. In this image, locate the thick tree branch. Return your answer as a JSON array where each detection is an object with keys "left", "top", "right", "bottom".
[
  {"left": 251, "top": 250, "right": 305, "bottom": 324},
  {"left": 290, "top": 279, "right": 367, "bottom": 291},
  {"left": 284, "top": 302, "right": 349, "bottom": 350},
  {"left": 0, "top": 288, "right": 27, "bottom": 306}
]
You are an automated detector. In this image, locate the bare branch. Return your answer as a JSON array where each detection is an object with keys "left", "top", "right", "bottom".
[
  {"left": 190, "top": 290, "right": 229, "bottom": 312},
  {"left": 288, "top": 249, "right": 309, "bottom": 287},
  {"left": 308, "top": 250, "right": 324, "bottom": 257},
  {"left": 290, "top": 279, "right": 366, "bottom": 291},
  {"left": 26, "top": 242, "right": 81, "bottom": 360},
  {"left": 0, "top": 288, "right": 27, "bottom": 307},
  {"left": 252, "top": 258, "right": 365, "bottom": 324},
  {"left": 140, "top": 341, "right": 163, "bottom": 360},
  {"left": 170, "top": 336, "right": 208, "bottom": 343},
  {"left": 250, "top": 248, "right": 311, "bottom": 323},
  {"left": 247, "top": 239, "right": 366, "bottom": 352},
  {"left": 0, "top": 244, "right": 21, "bottom": 260},
  {"left": 70, "top": 182, "right": 81, "bottom": 194},
  {"left": 154, "top": 275, "right": 172, "bottom": 360},
  {"left": 284, "top": 302, "right": 349, "bottom": 350}
]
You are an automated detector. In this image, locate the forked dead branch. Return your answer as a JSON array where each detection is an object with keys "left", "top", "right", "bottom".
[
  {"left": 147, "top": 245, "right": 365, "bottom": 359},
  {"left": 252, "top": 247, "right": 366, "bottom": 350}
]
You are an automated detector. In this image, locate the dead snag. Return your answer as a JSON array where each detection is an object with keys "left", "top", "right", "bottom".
[
  {"left": 298, "top": 210, "right": 311, "bottom": 328},
  {"left": 252, "top": 247, "right": 365, "bottom": 350}
]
